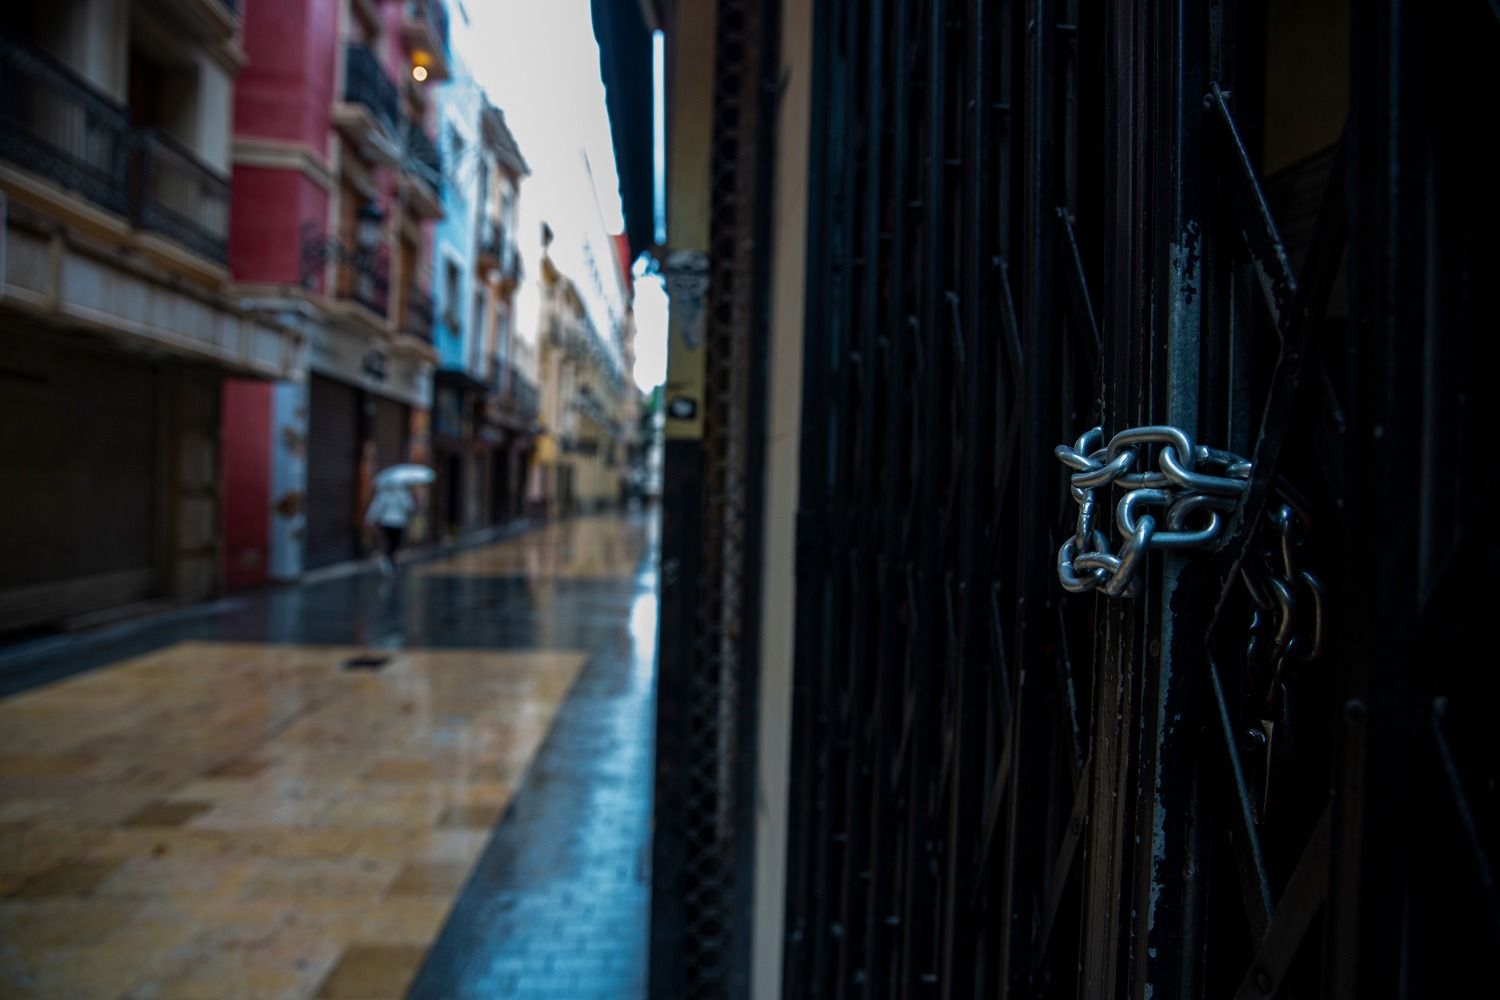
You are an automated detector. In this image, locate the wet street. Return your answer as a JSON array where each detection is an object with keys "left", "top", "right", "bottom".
[{"left": 0, "top": 513, "right": 657, "bottom": 999}]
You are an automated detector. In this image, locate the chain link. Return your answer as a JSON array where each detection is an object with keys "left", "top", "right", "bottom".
[
  {"left": 1056, "top": 425, "right": 1330, "bottom": 821},
  {"left": 1054, "top": 425, "right": 1252, "bottom": 597},
  {"left": 1239, "top": 488, "right": 1326, "bottom": 822}
]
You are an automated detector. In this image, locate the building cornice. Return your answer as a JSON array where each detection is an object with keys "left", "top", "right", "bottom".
[{"left": 232, "top": 137, "right": 335, "bottom": 192}]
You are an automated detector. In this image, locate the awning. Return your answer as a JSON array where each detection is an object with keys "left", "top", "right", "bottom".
[
  {"left": 433, "top": 367, "right": 489, "bottom": 394},
  {"left": 592, "top": 0, "right": 657, "bottom": 260}
]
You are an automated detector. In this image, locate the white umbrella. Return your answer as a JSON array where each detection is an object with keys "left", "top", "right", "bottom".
[{"left": 375, "top": 464, "right": 436, "bottom": 488}]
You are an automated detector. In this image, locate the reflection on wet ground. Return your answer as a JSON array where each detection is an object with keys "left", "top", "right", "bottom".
[{"left": 0, "top": 513, "right": 657, "bottom": 999}]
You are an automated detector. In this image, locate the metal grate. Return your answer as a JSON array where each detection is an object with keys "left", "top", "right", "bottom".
[{"left": 780, "top": 0, "right": 1495, "bottom": 997}]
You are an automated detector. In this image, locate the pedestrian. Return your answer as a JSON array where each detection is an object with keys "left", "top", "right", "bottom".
[{"left": 365, "top": 482, "right": 415, "bottom": 576}]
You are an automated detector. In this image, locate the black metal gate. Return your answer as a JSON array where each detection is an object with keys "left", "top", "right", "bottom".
[
  {"left": 306, "top": 374, "right": 361, "bottom": 570},
  {"left": 781, "top": 0, "right": 1496, "bottom": 997}
]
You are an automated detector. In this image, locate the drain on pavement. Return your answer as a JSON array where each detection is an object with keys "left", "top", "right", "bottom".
[{"left": 342, "top": 654, "right": 392, "bottom": 671}]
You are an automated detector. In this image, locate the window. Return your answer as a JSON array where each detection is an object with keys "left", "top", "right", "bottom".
[{"left": 443, "top": 260, "right": 461, "bottom": 331}]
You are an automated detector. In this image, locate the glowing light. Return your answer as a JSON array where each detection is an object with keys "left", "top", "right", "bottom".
[{"left": 412, "top": 65, "right": 429, "bottom": 83}]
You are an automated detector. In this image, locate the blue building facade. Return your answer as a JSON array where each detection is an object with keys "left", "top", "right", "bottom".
[
  {"left": 432, "top": 66, "right": 484, "bottom": 375},
  {"left": 428, "top": 57, "right": 488, "bottom": 536}
]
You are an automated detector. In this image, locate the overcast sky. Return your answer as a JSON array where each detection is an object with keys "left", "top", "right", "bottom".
[{"left": 454, "top": 0, "right": 667, "bottom": 393}]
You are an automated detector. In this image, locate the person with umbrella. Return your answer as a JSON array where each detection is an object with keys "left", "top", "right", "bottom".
[{"left": 365, "top": 464, "right": 433, "bottom": 576}]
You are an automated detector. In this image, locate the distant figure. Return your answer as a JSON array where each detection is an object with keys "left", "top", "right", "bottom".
[{"left": 365, "top": 484, "right": 415, "bottom": 576}]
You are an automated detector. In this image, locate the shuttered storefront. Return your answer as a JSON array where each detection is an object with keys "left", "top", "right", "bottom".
[
  {"left": 372, "top": 396, "right": 409, "bottom": 471},
  {"left": 0, "top": 331, "right": 158, "bottom": 630},
  {"left": 305, "top": 375, "right": 360, "bottom": 569}
]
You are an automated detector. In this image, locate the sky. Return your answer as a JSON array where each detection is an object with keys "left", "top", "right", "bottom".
[{"left": 453, "top": 0, "right": 668, "bottom": 393}]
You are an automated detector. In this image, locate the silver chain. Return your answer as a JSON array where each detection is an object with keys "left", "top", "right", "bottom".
[
  {"left": 1240, "top": 491, "right": 1326, "bottom": 822},
  {"left": 1055, "top": 424, "right": 1329, "bottom": 821},
  {"left": 1054, "top": 425, "right": 1252, "bottom": 597}
]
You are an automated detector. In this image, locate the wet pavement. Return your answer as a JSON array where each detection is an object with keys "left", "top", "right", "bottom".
[{"left": 0, "top": 513, "right": 657, "bottom": 999}]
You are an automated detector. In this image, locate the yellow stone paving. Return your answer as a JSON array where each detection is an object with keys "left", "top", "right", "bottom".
[
  {"left": 419, "top": 513, "right": 647, "bottom": 580},
  {"left": 0, "top": 641, "right": 585, "bottom": 999}
]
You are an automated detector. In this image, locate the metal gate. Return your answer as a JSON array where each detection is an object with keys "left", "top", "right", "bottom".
[
  {"left": 306, "top": 375, "right": 360, "bottom": 570},
  {"left": 0, "top": 331, "right": 158, "bottom": 630},
  {"left": 781, "top": 0, "right": 1496, "bottom": 997},
  {"left": 373, "top": 395, "right": 410, "bottom": 472}
]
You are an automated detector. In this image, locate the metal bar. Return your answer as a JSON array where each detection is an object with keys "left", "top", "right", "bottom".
[
  {"left": 815, "top": 5, "right": 860, "bottom": 992},
  {"left": 1430, "top": 700, "right": 1500, "bottom": 942},
  {"left": 970, "top": 726, "right": 1015, "bottom": 904},
  {"left": 941, "top": 0, "right": 995, "bottom": 983},
  {"left": 1207, "top": 654, "right": 1275, "bottom": 940},
  {"left": 1203, "top": 83, "right": 1297, "bottom": 328},
  {"left": 1057, "top": 208, "right": 1103, "bottom": 368},
  {"left": 781, "top": 0, "right": 845, "bottom": 991},
  {"left": 1233, "top": 807, "right": 1331, "bottom": 1000},
  {"left": 1133, "top": 0, "right": 1210, "bottom": 994},
  {"left": 1205, "top": 140, "right": 1348, "bottom": 642},
  {"left": 1079, "top": 0, "right": 1148, "bottom": 993},
  {"left": 965, "top": 578, "right": 1021, "bottom": 910},
  {"left": 1028, "top": 759, "right": 1094, "bottom": 988},
  {"left": 1326, "top": 0, "right": 1426, "bottom": 993},
  {"left": 861, "top": 0, "right": 916, "bottom": 990},
  {"left": 832, "top": 0, "right": 883, "bottom": 989},
  {"left": 986, "top": 262, "right": 1024, "bottom": 562},
  {"left": 895, "top": 0, "right": 948, "bottom": 990},
  {"left": 999, "top": 0, "right": 1059, "bottom": 993},
  {"left": 1051, "top": 603, "right": 1086, "bottom": 782}
]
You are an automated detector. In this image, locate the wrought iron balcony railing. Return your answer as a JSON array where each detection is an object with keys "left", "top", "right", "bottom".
[
  {"left": 478, "top": 220, "right": 503, "bottom": 263},
  {"left": 343, "top": 43, "right": 399, "bottom": 134},
  {"left": 406, "top": 126, "right": 442, "bottom": 192},
  {"left": 1, "top": 36, "right": 230, "bottom": 264},
  {"left": 349, "top": 249, "right": 390, "bottom": 317},
  {"left": 512, "top": 370, "right": 540, "bottom": 424},
  {"left": 501, "top": 245, "right": 523, "bottom": 283},
  {"left": 488, "top": 357, "right": 540, "bottom": 425},
  {"left": 303, "top": 224, "right": 391, "bottom": 318},
  {"left": 134, "top": 128, "right": 230, "bottom": 264},
  {"left": 0, "top": 33, "right": 133, "bottom": 217},
  {"left": 404, "top": 283, "right": 435, "bottom": 343}
]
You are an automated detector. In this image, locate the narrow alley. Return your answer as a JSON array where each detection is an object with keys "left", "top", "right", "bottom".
[{"left": 0, "top": 514, "right": 657, "bottom": 1000}]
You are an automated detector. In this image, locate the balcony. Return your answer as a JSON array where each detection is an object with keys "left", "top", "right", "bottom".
[
  {"left": 334, "top": 44, "right": 401, "bottom": 164},
  {"left": 487, "top": 357, "right": 541, "bottom": 430},
  {"left": 511, "top": 370, "right": 540, "bottom": 425},
  {"left": 0, "top": 34, "right": 134, "bottom": 217},
  {"left": 134, "top": 129, "right": 230, "bottom": 265},
  {"left": 345, "top": 248, "right": 390, "bottom": 319},
  {"left": 2, "top": 36, "right": 231, "bottom": 266},
  {"left": 402, "top": 126, "right": 443, "bottom": 219},
  {"left": 403, "top": 282, "right": 435, "bottom": 343},
  {"left": 500, "top": 245, "right": 523, "bottom": 287},
  {"left": 303, "top": 224, "right": 390, "bottom": 322},
  {"left": 477, "top": 220, "right": 502, "bottom": 270},
  {"left": 401, "top": 0, "right": 452, "bottom": 82}
]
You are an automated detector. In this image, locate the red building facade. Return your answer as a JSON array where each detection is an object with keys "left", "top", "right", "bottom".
[{"left": 222, "top": 0, "right": 450, "bottom": 581}]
